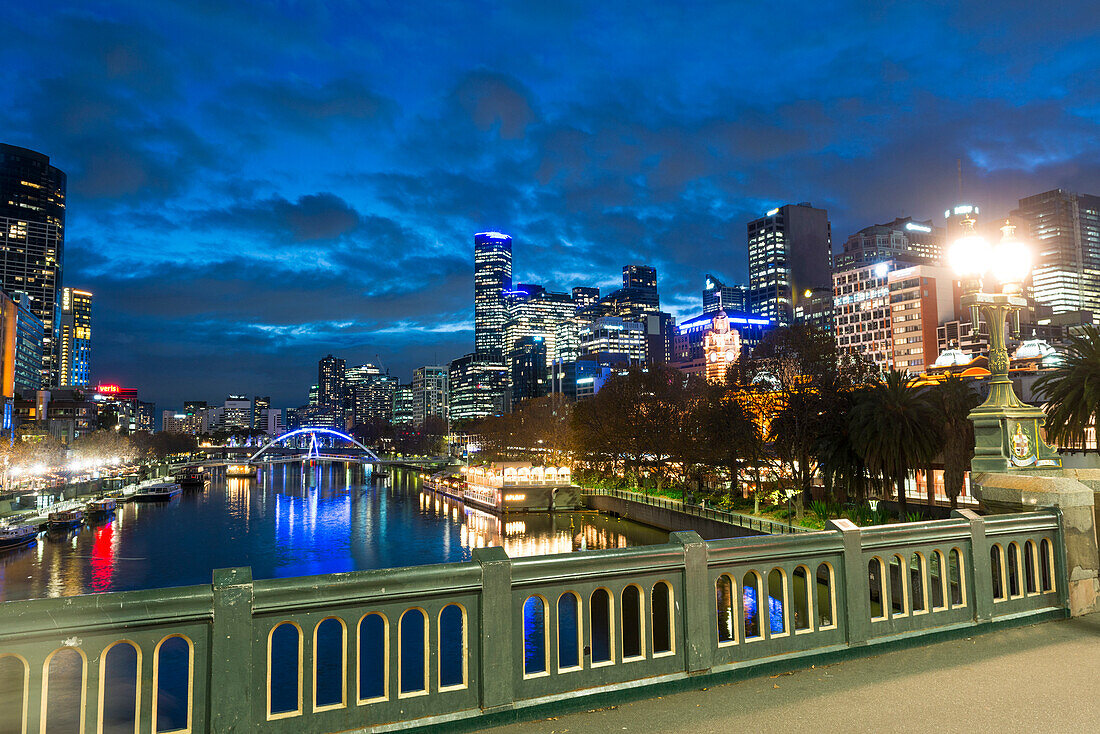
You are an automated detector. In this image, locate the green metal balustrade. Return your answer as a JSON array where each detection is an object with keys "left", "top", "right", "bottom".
[{"left": 0, "top": 509, "right": 1068, "bottom": 733}]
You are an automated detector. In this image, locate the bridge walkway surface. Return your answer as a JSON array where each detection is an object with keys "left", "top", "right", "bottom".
[{"left": 485, "top": 613, "right": 1100, "bottom": 734}]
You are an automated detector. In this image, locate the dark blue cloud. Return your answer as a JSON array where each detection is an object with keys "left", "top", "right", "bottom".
[{"left": 1, "top": 0, "right": 1098, "bottom": 408}]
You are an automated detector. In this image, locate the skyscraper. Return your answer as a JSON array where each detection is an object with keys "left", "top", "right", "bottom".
[
  {"left": 510, "top": 336, "right": 548, "bottom": 404},
  {"left": 503, "top": 290, "right": 576, "bottom": 370},
  {"left": 448, "top": 353, "right": 508, "bottom": 422},
  {"left": 747, "top": 202, "right": 832, "bottom": 325},
  {"left": 834, "top": 217, "right": 943, "bottom": 271},
  {"left": 474, "top": 232, "right": 513, "bottom": 361},
  {"left": 623, "top": 264, "right": 658, "bottom": 291},
  {"left": 1012, "top": 189, "right": 1100, "bottom": 318},
  {"left": 57, "top": 287, "right": 91, "bottom": 388},
  {"left": 346, "top": 363, "right": 398, "bottom": 425},
  {"left": 252, "top": 396, "right": 270, "bottom": 429},
  {"left": 0, "top": 144, "right": 66, "bottom": 386},
  {"left": 412, "top": 366, "right": 448, "bottom": 425},
  {"left": 318, "top": 355, "right": 346, "bottom": 411},
  {"left": 571, "top": 286, "right": 599, "bottom": 311},
  {"left": 703, "top": 274, "right": 748, "bottom": 314}
]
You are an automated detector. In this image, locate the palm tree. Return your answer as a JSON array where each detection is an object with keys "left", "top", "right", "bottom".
[
  {"left": 1033, "top": 324, "right": 1100, "bottom": 451},
  {"left": 928, "top": 375, "right": 980, "bottom": 508},
  {"left": 849, "top": 370, "right": 940, "bottom": 519},
  {"left": 815, "top": 388, "right": 869, "bottom": 504}
]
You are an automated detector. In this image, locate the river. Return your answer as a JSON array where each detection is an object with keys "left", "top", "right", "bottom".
[{"left": 0, "top": 464, "right": 668, "bottom": 602}]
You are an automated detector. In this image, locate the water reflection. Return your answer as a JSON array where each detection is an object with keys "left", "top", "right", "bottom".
[{"left": 0, "top": 466, "right": 667, "bottom": 602}]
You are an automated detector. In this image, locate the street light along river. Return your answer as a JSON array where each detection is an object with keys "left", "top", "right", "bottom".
[{"left": 0, "top": 464, "right": 668, "bottom": 602}]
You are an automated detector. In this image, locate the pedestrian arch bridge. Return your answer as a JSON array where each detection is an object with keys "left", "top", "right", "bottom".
[{"left": 242, "top": 426, "right": 449, "bottom": 467}]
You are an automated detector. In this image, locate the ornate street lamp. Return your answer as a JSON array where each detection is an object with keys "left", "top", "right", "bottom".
[
  {"left": 948, "top": 216, "right": 1061, "bottom": 472},
  {"left": 783, "top": 486, "right": 799, "bottom": 532}
]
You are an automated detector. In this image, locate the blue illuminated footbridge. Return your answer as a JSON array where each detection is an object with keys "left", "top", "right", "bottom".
[{"left": 244, "top": 427, "right": 450, "bottom": 467}]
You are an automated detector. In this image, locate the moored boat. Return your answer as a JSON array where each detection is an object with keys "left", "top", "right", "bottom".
[
  {"left": 131, "top": 481, "right": 183, "bottom": 502},
  {"left": 226, "top": 464, "right": 254, "bottom": 478},
  {"left": 0, "top": 523, "right": 37, "bottom": 550},
  {"left": 47, "top": 506, "right": 84, "bottom": 531},
  {"left": 86, "top": 497, "right": 117, "bottom": 516},
  {"left": 174, "top": 467, "right": 205, "bottom": 487}
]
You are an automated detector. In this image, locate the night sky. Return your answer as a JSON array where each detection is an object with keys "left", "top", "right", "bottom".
[{"left": 2, "top": 1, "right": 1098, "bottom": 410}]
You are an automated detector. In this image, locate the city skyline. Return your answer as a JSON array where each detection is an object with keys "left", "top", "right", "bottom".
[{"left": 1, "top": 2, "right": 1097, "bottom": 407}]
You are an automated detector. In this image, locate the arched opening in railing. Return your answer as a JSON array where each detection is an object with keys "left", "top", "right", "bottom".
[
  {"left": 590, "top": 589, "right": 614, "bottom": 665},
  {"left": 153, "top": 634, "right": 193, "bottom": 733},
  {"left": 715, "top": 574, "right": 736, "bottom": 644},
  {"left": 314, "top": 617, "right": 346, "bottom": 711},
  {"left": 100, "top": 640, "right": 141, "bottom": 733},
  {"left": 268, "top": 622, "right": 302, "bottom": 718},
  {"left": 651, "top": 581, "right": 673, "bottom": 655},
  {"left": 357, "top": 613, "right": 388, "bottom": 703},
  {"left": 43, "top": 647, "right": 86, "bottom": 733},
  {"left": 399, "top": 608, "right": 428, "bottom": 696},
  {"left": 0, "top": 654, "right": 29, "bottom": 734},
  {"left": 522, "top": 596, "right": 549, "bottom": 676},
  {"left": 557, "top": 593, "right": 582, "bottom": 671},
  {"left": 438, "top": 604, "right": 467, "bottom": 690}
]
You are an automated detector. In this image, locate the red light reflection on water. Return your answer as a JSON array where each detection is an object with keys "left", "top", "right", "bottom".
[{"left": 90, "top": 522, "right": 116, "bottom": 591}]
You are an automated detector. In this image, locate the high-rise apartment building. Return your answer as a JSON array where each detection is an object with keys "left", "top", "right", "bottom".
[
  {"left": 886, "top": 264, "right": 958, "bottom": 373},
  {"left": 474, "top": 232, "right": 513, "bottom": 361},
  {"left": 56, "top": 287, "right": 91, "bottom": 388},
  {"left": 832, "top": 261, "right": 897, "bottom": 370},
  {"left": 503, "top": 290, "right": 576, "bottom": 371},
  {"left": 223, "top": 395, "right": 252, "bottom": 430},
  {"left": 5, "top": 291, "right": 43, "bottom": 394},
  {"left": 318, "top": 355, "right": 346, "bottom": 411},
  {"left": 0, "top": 144, "right": 66, "bottom": 386},
  {"left": 510, "top": 337, "right": 548, "bottom": 404},
  {"left": 748, "top": 202, "right": 832, "bottom": 325},
  {"left": 412, "top": 366, "right": 448, "bottom": 425},
  {"left": 392, "top": 386, "right": 417, "bottom": 426},
  {"left": 703, "top": 274, "right": 748, "bottom": 314},
  {"left": 448, "top": 353, "right": 508, "bottom": 422},
  {"left": 623, "top": 264, "right": 658, "bottom": 292},
  {"left": 571, "top": 286, "right": 600, "bottom": 311},
  {"left": 252, "top": 396, "right": 270, "bottom": 429},
  {"left": 1012, "top": 189, "right": 1100, "bottom": 318},
  {"left": 346, "top": 363, "right": 398, "bottom": 425},
  {"left": 578, "top": 317, "right": 646, "bottom": 364},
  {"left": 834, "top": 217, "right": 943, "bottom": 271}
]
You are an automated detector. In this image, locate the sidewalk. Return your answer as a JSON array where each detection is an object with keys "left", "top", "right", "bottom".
[{"left": 484, "top": 614, "right": 1100, "bottom": 734}]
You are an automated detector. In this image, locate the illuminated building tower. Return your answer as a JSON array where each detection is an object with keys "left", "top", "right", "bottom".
[
  {"left": 346, "top": 363, "right": 398, "bottom": 425},
  {"left": 412, "top": 365, "right": 448, "bottom": 425},
  {"left": 704, "top": 311, "right": 741, "bottom": 384},
  {"left": 571, "top": 286, "right": 599, "bottom": 311},
  {"left": 623, "top": 264, "right": 658, "bottom": 292},
  {"left": 578, "top": 317, "right": 646, "bottom": 364},
  {"left": 703, "top": 274, "right": 747, "bottom": 314},
  {"left": 832, "top": 261, "right": 897, "bottom": 370},
  {"left": 748, "top": 202, "right": 832, "bottom": 325},
  {"left": 223, "top": 395, "right": 252, "bottom": 430},
  {"left": 834, "top": 217, "right": 943, "bottom": 271},
  {"left": 57, "top": 288, "right": 91, "bottom": 388},
  {"left": 252, "top": 396, "right": 270, "bottom": 429},
  {"left": 510, "top": 336, "right": 547, "bottom": 405},
  {"left": 503, "top": 290, "right": 576, "bottom": 372},
  {"left": 474, "top": 232, "right": 513, "bottom": 361},
  {"left": 0, "top": 144, "right": 66, "bottom": 386},
  {"left": 885, "top": 264, "right": 959, "bottom": 374},
  {"left": 449, "top": 353, "right": 508, "bottom": 421},
  {"left": 1012, "top": 189, "right": 1100, "bottom": 318},
  {"left": 944, "top": 203, "right": 981, "bottom": 233},
  {"left": 392, "top": 385, "right": 417, "bottom": 426},
  {"left": 7, "top": 291, "right": 43, "bottom": 394},
  {"left": 318, "top": 354, "right": 346, "bottom": 412}
]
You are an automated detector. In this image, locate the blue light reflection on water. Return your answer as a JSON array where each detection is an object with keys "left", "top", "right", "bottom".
[
  {"left": 0, "top": 465, "right": 666, "bottom": 602},
  {"left": 742, "top": 584, "right": 786, "bottom": 635}
]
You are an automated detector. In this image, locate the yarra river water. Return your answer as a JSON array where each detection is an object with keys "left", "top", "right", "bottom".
[
  {"left": 0, "top": 467, "right": 668, "bottom": 731},
  {"left": 0, "top": 465, "right": 668, "bottom": 602}
]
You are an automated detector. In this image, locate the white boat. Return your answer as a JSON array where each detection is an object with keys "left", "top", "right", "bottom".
[
  {"left": 86, "top": 497, "right": 117, "bottom": 516},
  {"left": 0, "top": 523, "right": 37, "bottom": 550},
  {"left": 131, "top": 481, "right": 183, "bottom": 502}
]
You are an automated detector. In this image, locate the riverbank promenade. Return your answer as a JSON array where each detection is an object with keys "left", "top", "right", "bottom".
[{"left": 488, "top": 613, "right": 1100, "bottom": 733}]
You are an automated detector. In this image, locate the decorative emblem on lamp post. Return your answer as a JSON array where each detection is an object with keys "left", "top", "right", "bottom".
[{"left": 948, "top": 216, "right": 1061, "bottom": 472}]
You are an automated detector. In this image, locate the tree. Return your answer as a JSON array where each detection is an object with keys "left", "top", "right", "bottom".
[
  {"left": 849, "top": 370, "right": 940, "bottom": 519},
  {"left": 1033, "top": 324, "right": 1100, "bottom": 451},
  {"left": 699, "top": 382, "right": 763, "bottom": 501},
  {"left": 814, "top": 387, "right": 870, "bottom": 504},
  {"left": 928, "top": 375, "right": 980, "bottom": 508}
]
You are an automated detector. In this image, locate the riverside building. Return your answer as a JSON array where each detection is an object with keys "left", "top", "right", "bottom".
[
  {"left": 748, "top": 202, "right": 832, "bottom": 325},
  {"left": 0, "top": 143, "right": 66, "bottom": 386},
  {"left": 474, "top": 232, "right": 513, "bottom": 362}
]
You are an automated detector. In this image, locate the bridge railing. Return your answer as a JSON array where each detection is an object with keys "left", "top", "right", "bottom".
[
  {"left": 0, "top": 510, "right": 1067, "bottom": 733},
  {"left": 583, "top": 486, "right": 811, "bottom": 534}
]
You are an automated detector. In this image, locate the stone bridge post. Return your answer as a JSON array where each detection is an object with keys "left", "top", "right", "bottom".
[{"left": 974, "top": 472, "right": 1098, "bottom": 617}]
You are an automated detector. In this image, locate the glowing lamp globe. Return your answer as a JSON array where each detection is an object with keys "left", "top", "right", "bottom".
[
  {"left": 992, "top": 223, "right": 1031, "bottom": 288},
  {"left": 948, "top": 233, "right": 992, "bottom": 279}
]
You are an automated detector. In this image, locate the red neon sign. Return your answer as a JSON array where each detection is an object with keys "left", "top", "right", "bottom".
[{"left": 97, "top": 384, "right": 121, "bottom": 394}]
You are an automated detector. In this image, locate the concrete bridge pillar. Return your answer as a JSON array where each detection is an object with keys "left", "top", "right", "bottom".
[{"left": 974, "top": 472, "right": 1098, "bottom": 617}]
